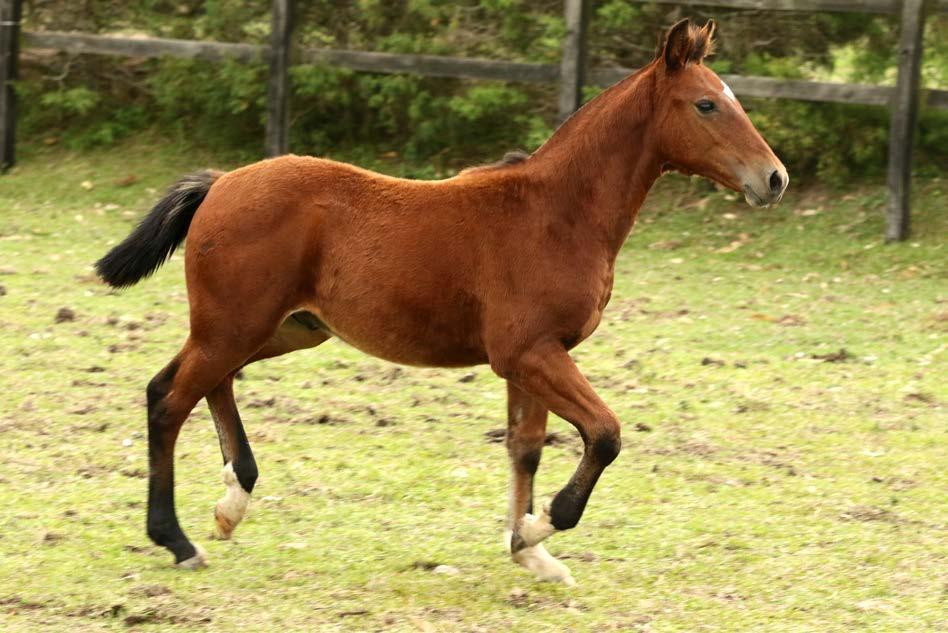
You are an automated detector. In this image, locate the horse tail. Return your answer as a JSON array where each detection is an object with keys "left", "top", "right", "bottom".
[{"left": 95, "top": 169, "right": 224, "bottom": 288}]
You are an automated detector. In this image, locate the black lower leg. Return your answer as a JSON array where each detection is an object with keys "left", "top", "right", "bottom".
[
  {"left": 146, "top": 464, "right": 197, "bottom": 563},
  {"left": 549, "top": 434, "right": 621, "bottom": 531},
  {"left": 145, "top": 362, "right": 198, "bottom": 564},
  {"left": 208, "top": 377, "right": 258, "bottom": 494},
  {"left": 519, "top": 446, "right": 541, "bottom": 516},
  {"left": 230, "top": 414, "right": 258, "bottom": 493},
  {"left": 508, "top": 444, "right": 543, "bottom": 554}
]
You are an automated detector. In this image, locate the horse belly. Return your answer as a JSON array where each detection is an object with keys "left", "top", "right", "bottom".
[
  {"left": 307, "top": 287, "right": 488, "bottom": 368},
  {"left": 304, "top": 186, "right": 491, "bottom": 367}
]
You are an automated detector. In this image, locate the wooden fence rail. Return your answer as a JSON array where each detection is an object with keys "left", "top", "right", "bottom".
[
  {"left": 3, "top": 0, "right": 946, "bottom": 240},
  {"left": 17, "top": 29, "right": 948, "bottom": 109},
  {"left": 630, "top": 0, "right": 948, "bottom": 13}
]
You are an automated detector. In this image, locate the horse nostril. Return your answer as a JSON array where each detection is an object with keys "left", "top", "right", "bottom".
[{"left": 769, "top": 170, "right": 784, "bottom": 194}]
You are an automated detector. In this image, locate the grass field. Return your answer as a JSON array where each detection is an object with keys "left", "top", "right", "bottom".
[{"left": 1, "top": 140, "right": 945, "bottom": 632}]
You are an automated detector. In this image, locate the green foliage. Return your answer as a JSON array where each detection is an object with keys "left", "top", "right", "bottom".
[
  {"left": 748, "top": 100, "right": 890, "bottom": 183},
  {"left": 16, "top": 2, "right": 948, "bottom": 181},
  {"left": 287, "top": 64, "right": 550, "bottom": 163},
  {"left": 17, "top": 77, "right": 149, "bottom": 150},
  {"left": 20, "top": 0, "right": 560, "bottom": 165},
  {"left": 39, "top": 86, "right": 100, "bottom": 116},
  {"left": 148, "top": 58, "right": 268, "bottom": 149}
]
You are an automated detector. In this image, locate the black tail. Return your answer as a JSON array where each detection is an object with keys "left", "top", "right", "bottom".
[{"left": 95, "top": 169, "right": 223, "bottom": 288}]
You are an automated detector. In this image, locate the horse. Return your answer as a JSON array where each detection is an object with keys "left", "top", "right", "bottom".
[{"left": 96, "top": 19, "right": 787, "bottom": 585}]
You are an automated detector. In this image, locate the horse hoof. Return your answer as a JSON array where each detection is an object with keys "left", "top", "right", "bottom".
[
  {"left": 512, "top": 543, "right": 575, "bottom": 586},
  {"left": 176, "top": 543, "right": 208, "bottom": 570},
  {"left": 213, "top": 463, "right": 250, "bottom": 540},
  {"left": 213, "top": 504, "right": 237, "bottom": 540},
  {"left": 518, "top": 511, "right": 555, "bottom": 548}
]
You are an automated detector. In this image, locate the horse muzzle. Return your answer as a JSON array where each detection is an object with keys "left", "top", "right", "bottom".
[{"left": 742, "top": 165, "right": 789, "bottom": 208}]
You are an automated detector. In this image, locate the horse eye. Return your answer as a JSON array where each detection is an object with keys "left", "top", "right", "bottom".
[{"left": 696, "top": 100, "right": 716, "bottom": 114}]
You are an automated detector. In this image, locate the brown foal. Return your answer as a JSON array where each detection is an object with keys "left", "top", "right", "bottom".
[{"left": 97, "top": 19, "right": 787, "bottom": 584}]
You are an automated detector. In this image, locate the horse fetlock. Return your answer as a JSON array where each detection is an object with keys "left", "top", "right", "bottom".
[
  {"left": 214, "top": 463, "right": 251, "bottom": 540},
  {"left": 518, "top": 510, "right": 556, "bottom": 548},
  {"left": 175, "top": 542, "right": 208, "bottom": 570},
  {"left": 549, "top": 485, "right": 588, "bottom": 531}
]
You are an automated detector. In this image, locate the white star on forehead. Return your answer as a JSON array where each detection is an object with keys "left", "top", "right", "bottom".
[{"left": 720, "top": 79, "right": 736, "bottom": 102}]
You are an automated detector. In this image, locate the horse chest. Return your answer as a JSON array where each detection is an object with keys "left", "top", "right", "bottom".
[{"left": 557, "top": 266, "right": 615, "bottom": 350}]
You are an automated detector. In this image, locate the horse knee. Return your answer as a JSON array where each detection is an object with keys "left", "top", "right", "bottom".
[
  {"left": 508, "top": 444, "right": 542, "bottom": 480},
  {"left": 585, "top": 410, "right": 621, "bottom": 463},
  {"left": 591, "top": 428, "right": 621, "bottom": 466}
]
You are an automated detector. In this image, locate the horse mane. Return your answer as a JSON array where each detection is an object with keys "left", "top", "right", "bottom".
[{"left": 460, "top": 150, "right": 531, "bottom": 175}]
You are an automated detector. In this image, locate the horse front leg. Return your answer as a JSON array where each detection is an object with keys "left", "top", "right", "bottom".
[
  {"left": 491, "top": 341, "right": 622, "bottom": 581},
  {"left": 505, "top": 382, "right": 575, "bottom": 585}
]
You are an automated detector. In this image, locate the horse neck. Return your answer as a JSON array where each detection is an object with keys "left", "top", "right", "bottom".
[{"left": 528, "top": 64, "right": 662, "bottom": 257}]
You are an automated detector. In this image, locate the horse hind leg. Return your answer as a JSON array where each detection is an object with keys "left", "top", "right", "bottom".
[
  {"left": 207, "top": 313, "right": 331, "bottom": 541},
  {"left": 207, "top": 374, "right": 255, "bottom": 540},
  {"left": 146, "top": 340, "right": 246, "bottom": 568},
  {"left": 504, "top": 382, "right": 575, "bottom": 585},
  {"left": 147, "top": 303, "right": 305, "bottom": 567}
]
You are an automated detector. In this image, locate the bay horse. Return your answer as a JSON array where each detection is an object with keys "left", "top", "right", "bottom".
[{"left": 96, "top": 19, "right": 786, "bottom": 585}]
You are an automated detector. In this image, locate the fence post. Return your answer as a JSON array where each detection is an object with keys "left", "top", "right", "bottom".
[
  {"left": 265, "top": 0, "right": 294, "bottom": 157},
  {"left": 557, "top": 0, "right": 589, "bottom": 123},
  {"left": 885, "top": 0, "right": 927, "bottom": 242},
  {"left": 0, "top": 0, "right": 22, "bottom": 171}
]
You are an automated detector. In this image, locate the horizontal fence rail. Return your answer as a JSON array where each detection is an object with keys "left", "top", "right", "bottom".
[
  {"left": 21, "top": 31, "right": 948, "bottom": 110},
  {"left": 631, "top": 0, "right": 948, "bottom": 14},
  {"left": 21, "top": 31, "right": 562, "bottom": 82},
  {"left": 6, "top": 0, "right": 948, "bottom": 239}
]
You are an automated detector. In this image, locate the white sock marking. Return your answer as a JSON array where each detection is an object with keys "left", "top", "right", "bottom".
[
  {"left": 513, "top": 543, "right": 575, "bottom": 585},
  {"left": 215, "top": 462, "right": 250, "bottom": 539},
  {"left": 519, "top": 511, "right": 555, "bottom": 547},
  {"left": 507, "top": 524, "right": 574, "bottom": 585}
]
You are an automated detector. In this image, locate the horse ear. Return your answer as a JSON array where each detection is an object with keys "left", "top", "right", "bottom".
[
  {"left": 662, "top": 19, "right": 693, "bottom": 72},
  {"left": 703, "top": 18, "right": 716, "bottom": 41},
  {"left": 694, "top": 19, "right": 716, "bottom": 64},
  {"left": 654, "top": 27, "right": 666, "bottom": 59}
]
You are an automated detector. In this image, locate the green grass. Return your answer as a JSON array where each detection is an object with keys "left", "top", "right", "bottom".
[{"left": 0, "top": 139, "right": 945, "bottom": 632}]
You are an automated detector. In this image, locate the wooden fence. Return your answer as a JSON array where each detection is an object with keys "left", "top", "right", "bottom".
[{"left": 2, "top": 0, "right": 947, "bottom": 240}]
